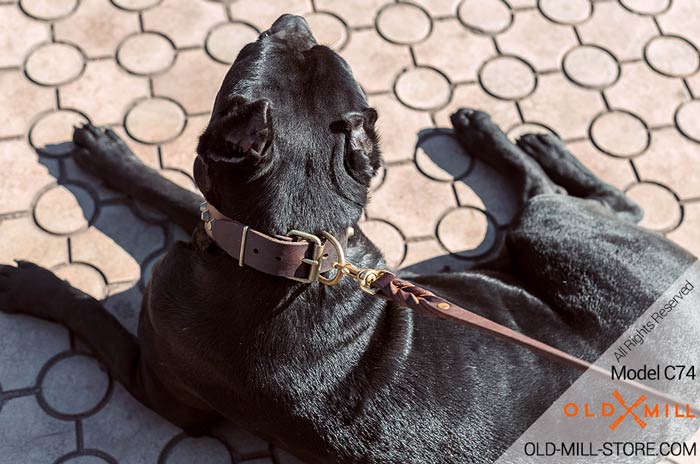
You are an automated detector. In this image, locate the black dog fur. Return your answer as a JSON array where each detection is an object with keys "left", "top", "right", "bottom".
[{"left": 0, "top": 15, "right": 695, "bottom": 464}]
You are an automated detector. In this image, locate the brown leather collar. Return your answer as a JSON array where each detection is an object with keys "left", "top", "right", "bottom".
[{"left": 200, "top": 202, "right": 348, "bottom": 283}]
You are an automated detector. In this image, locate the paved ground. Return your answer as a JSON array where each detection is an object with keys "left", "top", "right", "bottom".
[{"left": 0, "top": 0, "right": 699, "bottom": 462}]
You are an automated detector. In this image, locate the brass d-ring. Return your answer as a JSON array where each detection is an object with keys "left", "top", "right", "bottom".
[{"left": 318, "top": 231, "right": 346, "bottom": 286}]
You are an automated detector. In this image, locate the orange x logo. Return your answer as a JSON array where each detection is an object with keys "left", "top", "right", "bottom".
[{"left": 609, "top": 390, "right": 647, "bottom": 430}]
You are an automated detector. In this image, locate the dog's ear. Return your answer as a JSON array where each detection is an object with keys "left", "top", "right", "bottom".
[
  {"left": 334, "top": 108, "right": 380, "bottom": 184},
  {"left": 197, "top": 97, "right": 273, "bottom": 168}
]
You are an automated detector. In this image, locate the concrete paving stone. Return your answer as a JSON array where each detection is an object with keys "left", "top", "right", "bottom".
[
  {"left": 104, "top": 282, "right": 142, "bottom": 335},
  {"left": 0, "top": 217, "right": 67, "bottom": 267},
  {"left": 452, "top": 182, "right": 486, "bottom": 210},
  {"left": 619, "top": 0, "right": 671, "bottom": 16},
  {"left": 153, "top": 49, "right": 229, "bottom": 115},
  {"left": 29, "top": 109, "right": 89, "bottom": 153},
  {"left": 228, "top": 0, "right": 312, "bottom": 30},
  {"left": 367, "top": 93, "right": 432, "bottom": 163},
  {"left": 519, "top": 73, "right": 605, "bottom": 140},
  {"left": 111, "top": 0, "right": 161, "bottom": 11},
  {"left": 414, "top": 131, "right": 472, "bottom": 181},
  {"left": 19, "top": 0, "right": 78, "bottom": 20},
  {"left": 0, "top": 71, "right": 55, "bottom": 139},
  {"left": 625, "top": 182, "right": 682, "bottom": 232},
  {"left": 206, "top": 22, "right": 260, "bottom": 64},
  {"left": 401, "top": 238, "right": 449, "bottom": 269},
  {"left": 0, "top": 139, "right": 57, "bottom": 214},
  {"left": 394, "top": 66, "right": 452, "bottom": 111},
  {"left": 314, "top": 0, "right": 385, "bottom": 28},
  {"left": 340, "top": 29, "right": 413, "bottom": 94},
  {"left": 0, "top": 395, "right": 75, "bottom": 463},
  {"left": 578, "top": 1, "right": 657, "bottom": 61},
  {"left": 0, "top": 313, "right": 69, "bottom": 389},
  {"left": 365, "top": 163, "right": 456, "bottom": 238},
  {"left": 410, "top": 0, "right": 460, "bottom": 17},
  {"left": 40, "top": 353, "right": 110, "bottom": 416},
  {"left": 117, "top": 32, "right": 176, "bottom": 76},
  {"left": 433, "top": 82, "right": 521, "bottom": 131},
  {"left": 54, "top": 0, "right": 139, "bottom": 58},
  {"left": 656, "top": 0, "right": 700, "bottom": 51},
  {"left": 160, "top": 113, "right": 209, "bottom": 177},
  {"left": 60, "top": 60, "right": 150, "bottom": 126},
  {"left": 83, "top": 384, "right": 180, "bottom": 464},
  {"left": 479, "top": 55, "right": 536, "bottom": 100},
  {"left": 437, "top": 206, "right": 495, "bottom": 256},
  {"left": 538, "top": 0, "right": 592, "bottom": 25},
  {"left": 143, "top": 0, "right": 226, "bottom": 48},
  {"left": 563, "top": 44, "right": 620, "bottom": 89},
  {"left": 605, "top": 61, "right": 688, "bottom": 127},
  {"left": 53, "top": 262, "right": 108, "bottom": 300},
  {"left": 635, "top": 128, "right": 700, "bottom": 200},
  {"left": 456, "top": 160, "right": 519, "bottom": 227},
  {"left": 304, "top": 12, "right": 347, "bottom": 50},
  {"left": 667, "top": 201, "right": 700, "bottom": 257},
  {"left": 497, "top": 9, "right": 577, "bottom": 72},
  {"left": 125, "top": 97, "right": 186, "bottom": 144},
  {"left": 34, "top": 183, "right": 96, "bottom": 235},
  {"left": 644, "top": 35, "right": 700, "bottom": 78},
  {"left": 589, "top": 110, "right": 650, "bottom": 158},
  {"left": 675, "top": 99, "right": 700, "bottom": 143},
  {"left": 25, "top": 42, "right": 85, "bottom": 87},
  {"left": 358, "top": 219, "right": 406, "bottom": 269},
  {"left": 0, "top": 5, "right": 49, "bottom": 68},
  {"left": 458, "top": 0, "right": 512, "bottom": 36},
  {"left": 564, "top": 138, "right": 638, "bottom": 191},
  {"left": 70, "top": 203, "right": 167, "bottom": 283},
  {"left": 163, "top": 436, "right": 232, "bottom": 464},
  {"left": 413, "top": 18, "right": 495, "bottom": 84},
  {"left": 376, "top": 2, "right": 432, "bottom": 45}
]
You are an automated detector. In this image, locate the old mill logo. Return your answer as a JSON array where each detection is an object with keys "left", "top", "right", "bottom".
[{"left": 563, "top": 390, "right": 696, "bottom": 430}]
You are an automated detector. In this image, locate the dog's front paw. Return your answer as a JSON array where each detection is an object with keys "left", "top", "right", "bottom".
[{"left": 0, "top": 261, "right": 81, "bottom": 320}]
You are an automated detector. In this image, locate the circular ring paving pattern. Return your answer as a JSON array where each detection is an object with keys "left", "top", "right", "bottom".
[
  {"left": 394, "top": 66, "right": 452, "bottom": 111},
  {"left": 376, "top": 2, "right": 432, "bottom": 45},
  {"left": 206, "top": 22, "right": 260, "bottom": 64},
  {"left": 563, "top": 44, "right": 620, "bottom": 89},
  {"left": 479, "top": 55, "right": 537, "bottom": 100},
  {"left": 590, "top": 110, "right": 650, "bottom": 158},
  {"left": 124, "top": 97, "right": 186, "bottom": 144},
  {"left": 25, "top": 42, "right": 85, "bottom": 86},
  {"left": 117, "top": 32, "right": 176, "bottom": 75}
]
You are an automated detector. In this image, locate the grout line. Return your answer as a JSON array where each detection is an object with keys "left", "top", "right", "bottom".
[
  {"left": 75, "top": 420, "right": 84, "bottom": 450},
  {"left": 629, "top": 159, "right": 642, "bottom": 182}
]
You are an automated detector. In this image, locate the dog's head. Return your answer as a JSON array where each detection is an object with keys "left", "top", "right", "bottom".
[{"left": 195, "top": 15, "right": 380, "bottom": 236}]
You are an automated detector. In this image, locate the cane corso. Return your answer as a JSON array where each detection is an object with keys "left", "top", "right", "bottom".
[{"left": 0, "top": 14, "right": 694, "bottom": 464}]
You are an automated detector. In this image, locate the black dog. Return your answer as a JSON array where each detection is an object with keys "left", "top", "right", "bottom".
[{"left": 0, "top": 15, "right": 695, "bottom": 463}]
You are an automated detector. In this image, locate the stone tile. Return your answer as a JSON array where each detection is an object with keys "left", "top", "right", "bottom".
[
  {"left": 0, "top": 5, "right": 49, "bottom": 68},
  {"left": 656, "top": 0, "right": 700, "bottom": 50},
  {"left": 368, "top": 94, "right": 432, "bottom": 163},
  {"left": 578, "top": 1, "right": 657, "bottom": 61},
  {"left": 0, "top": 71, "right": 55, "bottom": 138},
  {"left": 413, "top": 18, "right": 495, "bottom": 84},
  {"left": 565, "top": 138, "right": 637, "bottom": 190},
  {"left": 314, "top": 0, "right": 384, "bottom": 28},
  {"left": 676, "top": 100, "right": 700, "bottom": 143},
  {"left": 165, "top": 436, "right": 232, "bottom": 464},
  {"left": 625, "top": 182, "right": 682, "bottom": 232},
  {"left": 304, "top": 12, "right": 347, "bottom": 51},
  {"left": 0, "top": 217, "right": 67, "bottom": 267},
  {"left": 83, "top": 384, "right": 180, "bottom": 463},
  {"left": 497, "top": 10, "right": 577, "bottom": 71},
  {"left": 366, "top": 163, "right": 456, "bottom": 238},
  {"left": 112, "top": 0, "right": 160, "bottom": 10},
  {"left": 160, "top": 114, "right": 209, "bottom": 176},
  {"left": 153, "top": 49, "right": 228, "bottom": 115},
  {"left": 458, "top": 0, "right": 513, "bottom": 36},
  {"left": 54, "top": 0, "right": 139, "bottom": 58},
  {"left": 538, "top": 0, "right": 592, "bottom": 25},
  {"left": 143, "top": 0, "right": 226, "bottom": 48},
  {"left": 340, "top": 29, "right": 412, "bottom": 94},
  {"left": 117, "top": 32, "right": 176, "bottom": 76},
  {"left": 401, "top": 238, "right": 449, "bottom": 270},
  {"left": 0, "top": 313, "right": 69, "bottom": 389},
  {"left": 40, "top": 353, "right": 109, "bottom": 416},
  {"left": 70, "top": 204, "right": 166, "bottom": 283},
  {"left": 29, "top": 109, "right": 88, "bottom": 152},
  {"left": 60, "top": 59, "right": 149, "bottom": 126},
  {"left": 19, "top": 0, "right": 78, "bottom": 20},
  {"left": 563, "top": 45, "right": 620, "bottom": 90},
  {"left": 395, "top": 67, "right": 451, "bottom": 111},
  {"left": 25, "top": 42, "right": 85, "bottom": 87},
  {"left": 34, "top": 183, "right": 96, "bottom": 235},
  {"left": 231, "top": 1, "right": 312, "bottom": 31},
  {"left": 619, "top": 0, "right": 671, "bottom": 16},
  {"left": 433, "top": 83, "right": 521, "bottom": 131},
  {"left": 54, "top": 262, "right": 108, "bottom": 300},
  {"left": 0, "top": 395, "right": 74, "bottom": 463},
  {"left": 644, "top": 35, "right": 700, "bottom": 78},
  {"left": 410, "top": 0, "right": 460, "bottom": 17},
  {"left": 125, "top": 97, "right": 186, "bottom": 144},
  {"left": 519, "top": 73, "right": 605, "bottom": 140},
  {"left": 0, "top": 140, "right": 58, "bottom": 214},
  {"left": 635, "top": 128, "right": 700, "bottom": 200},
  {"left": 206, "top": 22, "right": 260, "bottom": 64},
  {"left": 667, "top": 201, "right": 700, "bottom": 257},
  {"left": 414, "top": 131, "right": 472, "bottom": 181},
  {"left": 358, "top": 219, "right": 406, "bottom": 269},
  {"left": 590, "top": 110, "right": 650, "bottom": 158},
  {"left": 479, "top": 55, "right": 536, "bottom": 100},
  {"left": 376, "top": 3, "right": 431, "bottom": 45},
  {"left": 437, "top": 206, "right": 497, "bottom": 258},
  {"left": 605, "top": 62, "right": 688, "bottom": 127}
]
